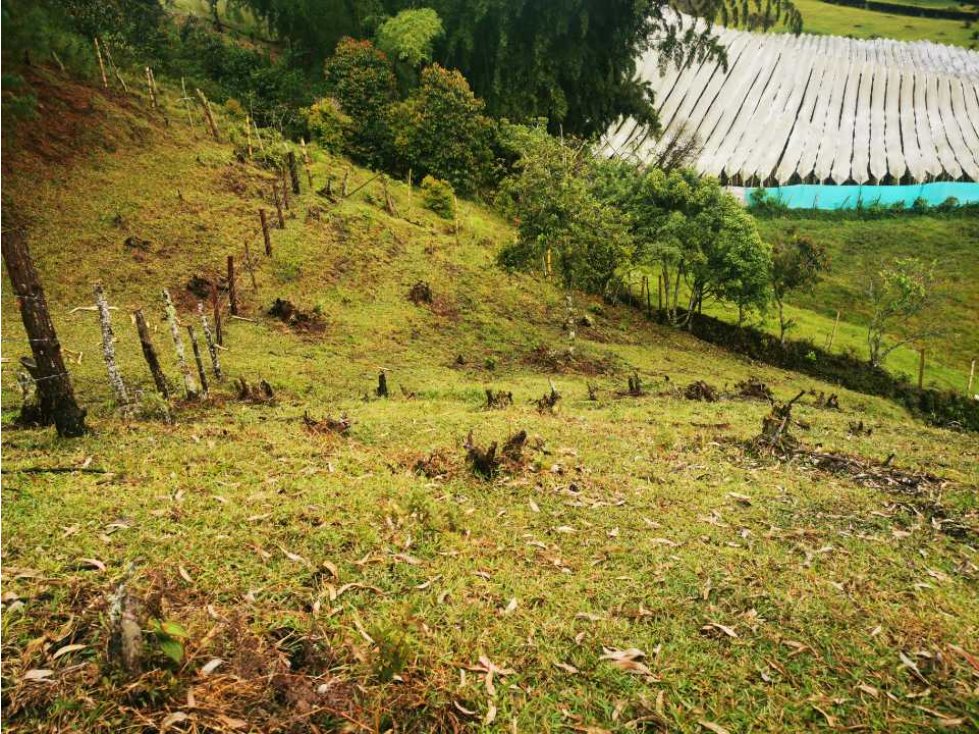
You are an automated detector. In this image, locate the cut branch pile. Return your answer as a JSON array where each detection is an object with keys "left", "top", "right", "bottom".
[
  {"left": 485, "top": 388, "right": 513, "bottom": 409},
  {"left": 684, "top": 380, "right": 719, "bottom": 402},
  {"left": 302, "top": 410, "right": 352, "bottom": 436}
]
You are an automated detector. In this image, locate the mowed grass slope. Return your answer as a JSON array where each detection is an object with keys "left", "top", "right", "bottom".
[{"left": 2, "top": 72, "right": 978, "bottom": 732}]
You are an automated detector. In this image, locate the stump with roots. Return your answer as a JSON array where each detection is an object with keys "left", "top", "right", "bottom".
[{"left": 752, "top": 390, "right": 806, "bottom": 456}]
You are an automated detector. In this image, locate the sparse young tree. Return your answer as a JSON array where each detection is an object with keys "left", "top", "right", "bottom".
[
  {"left": 771, "top": 230, "right": 828, "bottom": 344},
  {"left": 865, "top": 257, "right": 938, "bottom": 368}
]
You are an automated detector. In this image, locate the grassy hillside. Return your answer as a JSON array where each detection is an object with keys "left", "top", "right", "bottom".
[
  {"left": 703, "top": 216, "right": 979, "bottom": 394},
  {"left": 789, "top": 0, "right": 977, "bottom": 46},
  {"left": 2, "top": 71, "right": 978, "bottom": 733}
]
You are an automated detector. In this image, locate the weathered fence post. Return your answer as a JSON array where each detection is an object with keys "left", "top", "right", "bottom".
[
  {"left": 341, "top": 168, "right": 350, "bottom": 197},
  {"left": 195, "top": 88, "right": 220, "bottom": 141},
  {"left": 826, "top": 310, "right": 841, "bottom": 350},
  {"left": 260, "top": 209, "right": 272, "bottom": 256},
  {"left": 94, "top": 283, "right": 130, "bottom": 409},
  {"left": 134, "top": 308, "right": 169, "bottom": 399},
  {"left": 281, "top": 168, "right": 290, "bottom": 209},
  {"left": 198, "top": 304, "right": 223, "bottom": 380},
  {"left": 2, "top": 227, "right": 87, "bottom": 436},
  {"left": 227, "top": 255, "right": 238, "bottom": 316},
  {"left": 300, "top": 138, "right": 313, "bottom": 188},
  {"left": 145, "top": 67, "right": 156, "bottom": 108},
  {"left": 162, "top": 288, "right": 198, "bottom": 399},
  {"left": 272, "top": 186, "right": 285, "bottom": 228},
  {"left": 245, "top": 114, "right": 254, "bottom": 158},
  {"left": 969, "top": 359, "right": 976, "bottom": 396},
  {"left": 287, "top": 151, "right": 301, "bottom": 194},
  {"left": 94, "top": 38, "right": 108, "bottom": 90},
  {"left": 918, "top": 348, "right": 925, "bottom": 390},
  {"left": 187, "top": 325, "right": 209, "bottom": 397},
  {"left": 211, "top": 284, "right": 223, "bottom": 346}
]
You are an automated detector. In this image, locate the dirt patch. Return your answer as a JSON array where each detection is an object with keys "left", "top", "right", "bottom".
[
  {"left": 268, "top": 299, "right": 325, "bottom": 334},
  {"left": 684, "top": 380, "right": 720, "bottom": 402},
  {"left": 302, "top": 411, "right": 351, "bottom": 436},
  {"left": 523, "top": 344, "right": 618, "bottom": 375},
  {"left": 734, "top": 376, "right": 774, "bottom": 402}
]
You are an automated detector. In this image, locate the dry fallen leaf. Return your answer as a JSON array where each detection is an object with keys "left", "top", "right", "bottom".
[
  {"left": 502, "top": 597, "right": 518, "bottom": 614},
  {"left": 22, "top": 669, "right": 54, "bottom": 682},
  {"left": 200, "top": 658, "right": 224, "bottom": 675},
  {"left": 529, "top": 499, "right": 540, "bottom": 513},
  {"left": 554, "top": 662, "right": 579, "bottom": 674},
  {"left": 178, "top": 566, "right": 194, "bottom": 584},
  {"left": 698, "top": 720, "right": 732, "bottom": 734},
  {"left": 51, "top": 644, "right": 87, "bottom": 660},
  {"left": 485, "top": 702, "right": 497, "bottom": 725},
  {"left": 161, "top": 711, "right": 190, "bottom": 731}
]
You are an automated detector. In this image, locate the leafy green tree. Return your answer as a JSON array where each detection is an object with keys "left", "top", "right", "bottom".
[
  {"left": 771, "top": 230, "right": 828, "bottom": 344},
  {"left": 496, "top": 124, "right": 632, "bottom": 294},
  {"left": 420, "top": 175, "right": 455, "bottom": 219},
  {"left": 591, "top": 162, "right": 771, "bottom": 325},
  {"left": 301, "top": 97, "right": 352, "bottom": 153},
  {"left": 324, "top": 37, "right": 397, "bottom": 167},
  {"left": 375, "top": 7, "right": 443, "bottom": 90},
  {"left": 388, "top": 64, "right": 497, "bottom": 194},
  {"left": 866, "top": 257, "right": 938, "bottom": 368}
]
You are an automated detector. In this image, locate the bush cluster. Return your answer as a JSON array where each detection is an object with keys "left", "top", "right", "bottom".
[{"left": 420, "top": 175, "right": 455, "bottom": 219}]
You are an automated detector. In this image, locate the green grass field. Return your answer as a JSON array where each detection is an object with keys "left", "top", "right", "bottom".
[
  {"left": 2, "top": 69, "right": 978, "bottom": 733},
  {"left": 710, "top": 216, "right": 979, "bottom": 394},
  {"left": 789, "top": 0, "right": 977, "bottom": 46}
]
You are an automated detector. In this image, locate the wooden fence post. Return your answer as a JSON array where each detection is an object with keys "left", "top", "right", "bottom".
[
  {"left": 300, "top": 138, "right": 313, "bottom": 188},
  {"left": 94, "top": 38, "right": 108, "bottom": 89},
  {"left": 134, "top": 308, "right": 169, "bottom": 399},
  {"left": 94, "top": 283, "right": 130, "bottom": 408},
  {"left": 245, "top": 114, "right": 253, "bottom": 158},
  {"left": 187, "top": 325, "right": 209, "bottom": 397},
  {"left": 281, "top": 168, "right": 290, "bottom": 209},
  {"left": 968, "top": 359, "right": 976, "bottom": 396},
  {"left": 287, "top": 151, "right": 301, "bottom": 194},
  {"left": 826, "top": 310, "right": 841, "bottom": 350},
  {"left": 198, "top": 304, "right": 223, "bottom": 380},
  {"left": 145, "top": 67, "right": 156, "bottom": 108},
  {"left": 658, "top": 274, "right": 663, "bottom": 311},
  {"left": 341, "top": 169, "right": 350, "bottom": 197},
  {"left": 163, "top": 288, "right": 198, "bottom": 399},
  {"left": 260, "top": 209, "right": 272, "bottom": 256},
  {"left": 227, "top": 255, "right": 238, "bottom": 316},
  {"left": 211, "top": 284, "right": 223, "bottom": 346},
  {"left": 195, "top": 88, "right": 220, "bottom": 141},
  {"left": 2, "top": 227, "right": 87, "bottom": 436},
  {"left": 272, "top": 186, "right": 285, "bottom": 228},
  {"left": 918, "top": 348, "right": 925, "bottom": 390}
]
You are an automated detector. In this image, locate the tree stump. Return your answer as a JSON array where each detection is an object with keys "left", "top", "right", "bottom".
[
  {"left": 95, "top": 283, "right": 130, "bottom": 409},
  {"left": 163, "top": 288, "right": 197, "bottom": 399},
  {"left": 187, "top": 325, "right": 209, "bottom": 397}
]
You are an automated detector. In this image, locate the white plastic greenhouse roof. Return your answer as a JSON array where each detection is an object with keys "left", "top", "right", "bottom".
[{"left": 602, "top": 22, "right": 979, "bottom": 184}]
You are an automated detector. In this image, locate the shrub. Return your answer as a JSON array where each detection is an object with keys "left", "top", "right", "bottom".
[
  {"left": 301, "top": 97, "right": 351, "bottom": 154},
  {"left": 375, "top": 8, "right": 443, "bottom": 92},
  {"left": 388, "top": 64, "right": 498, "bottom": 195},
  {"left": 420, "top": 175, "right": 455, "bottom": 219},
  {"left": 324, "top": 37, "right": 397, "bottom": 167}
]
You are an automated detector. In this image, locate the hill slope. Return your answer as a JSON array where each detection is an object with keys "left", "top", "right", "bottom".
[{"left": 2, "top": 71, "right": 978, "bottom": 733}]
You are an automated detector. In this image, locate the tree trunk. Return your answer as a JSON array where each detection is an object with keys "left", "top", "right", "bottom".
[
  {"left": 260, "top": 209, "right": 272, "bottom": 256},
  {"left": 2, "top": 227, "right": 87, "bottom": 436},
  {"left": 227, "top": 255, "right": 238, "bottom": 316},
  {"left": 134, "top": 308, "right": 169, "bottom": 399}
]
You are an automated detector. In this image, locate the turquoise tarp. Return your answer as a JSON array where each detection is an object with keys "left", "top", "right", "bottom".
[{"left": 744, "top": 182, "right": 979, "bottom": 210}]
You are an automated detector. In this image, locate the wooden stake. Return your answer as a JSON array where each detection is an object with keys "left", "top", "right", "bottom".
[
  {"left": 272, "top": 186, "right": 285, "bottom": 228},
  {"left": 244, "top": 241, "right": 258, "bottom": 290},
  {"left": 827, "top": 310, "right": 841, "bottom": 350},
  {"left": 260, "top": 209, "right": 272, "bottom": 256},
  {"left": 287, "top": 151, "right": 301, "bottom": 194},
  {"left": 341, "top": 169, "right": 350, "bottom": 197},
  {"left": 211, "top": 285, "right": 223, "bottom": 346},
  {"left": 145, "top": 67, "right": 156, "bottom": 108},
  {"left": 918, "top": 348, "right": 925, "bottom": 390},
  {"left": 382, "top": 175, "right": 396, "bottom": 216},
  {"left": 407, "top": 168, "right": 412, "bottom": 203},
  {"left": 253, "top": 117, "right": 265, "bottom": 153},
  {"left": 94, "top": 38, "right": 108, "bottom": 89},
  {"left": 245, "top": 115, "right": 253, "bottom": 158},
  {"left": 281, "top": 167, "right": 290, "bottom": 209},
  {"left": 102, "top": 41, "right": 128, "bottom": 93},
  {"left": 968, "top": 359, "right": 976, "bottom": 396},
  {"left": 134, "top": 308, "right": 169, "bottom": 400},
  {"left": 2, "top": 227, "right": 87, "bottom": 436},
  {"left": 180, "top": 78, "right": 197, "bottom": 133},
  {"left": 198, "top": 304, "right": 222, "bottom": 380},
  {"left": 163, "top": 288, "right": 197, "bottom": 399},
  {"left": 645, "top": 275, "right": 651, "bottom": 315},
  {"left": 299, "top": 138, "right": 312, "bottom": 187},
  {"left": 195, "top": 88, "right": 220, "bottom": 141},
  {"left": 94, "top": 283, "right": 129, "bottom": 409},
  {"left": 227, "top": 255, "right": 238, "bottom": 316},
  {"left": 657, "top": 274, "right": 663, "bottom": 310},
  {"left": 187, "top": 325, "right": 209, "bottom": 397}
]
